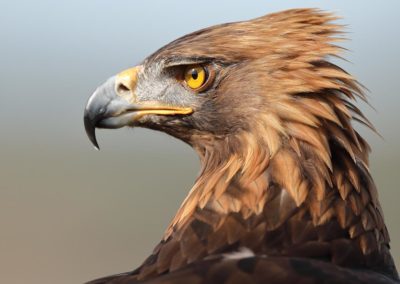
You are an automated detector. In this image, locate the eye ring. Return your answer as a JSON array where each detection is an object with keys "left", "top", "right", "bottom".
[{"left": 183, "top": 65, "right": 215, "bottom": 92}]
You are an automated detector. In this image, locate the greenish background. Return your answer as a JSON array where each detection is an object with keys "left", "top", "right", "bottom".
[{"left": 0, "top": 1, "right": 399, "bottom": 283}]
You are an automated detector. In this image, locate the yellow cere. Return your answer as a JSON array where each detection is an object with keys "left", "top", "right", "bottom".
[{"left": 184, "top": 65, "right": 206, "bottom": 90}]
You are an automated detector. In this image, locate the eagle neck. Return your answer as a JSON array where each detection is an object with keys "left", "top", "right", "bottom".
[
  {"left": 165, "top": 132, "right": 271, "bottom": 237},
  {"left": 155, "top": 130, "right": 397, "bottom": 280}
]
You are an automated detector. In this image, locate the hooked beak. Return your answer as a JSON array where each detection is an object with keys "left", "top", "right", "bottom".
[{"left": 83, "top": 66, "right": 193, "bottom": 149}]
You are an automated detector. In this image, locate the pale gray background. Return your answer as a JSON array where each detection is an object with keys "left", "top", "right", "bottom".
[{"left": 0, "top": 1, "right": 399, "bottom": 283}]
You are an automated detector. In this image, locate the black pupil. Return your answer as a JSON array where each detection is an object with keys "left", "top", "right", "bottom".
[{"left": 191, "top": 69, "right": 198, "bottom": 80}]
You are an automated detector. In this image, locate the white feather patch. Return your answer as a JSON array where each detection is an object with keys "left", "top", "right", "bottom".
[{"left": 223, "top": 247, "right": 255, "bottom": 260}]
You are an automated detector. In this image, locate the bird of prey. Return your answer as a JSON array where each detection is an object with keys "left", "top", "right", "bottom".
[{"left": 84, "top": 8, "right": 399, "bottom": 284}]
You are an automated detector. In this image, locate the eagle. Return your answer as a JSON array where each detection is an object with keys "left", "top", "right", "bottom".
[{"left": 83, "top": 8, "right": 399, "bottom": 284}]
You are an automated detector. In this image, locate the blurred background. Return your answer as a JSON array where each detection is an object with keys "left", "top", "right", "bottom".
[{"left": 0, "top": 0, "right": 399, "bottom": 283}]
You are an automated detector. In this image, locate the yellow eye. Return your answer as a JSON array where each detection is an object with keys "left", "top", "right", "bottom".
[{"left": 184, "top": 65, "right": 207, "bottom": 90}]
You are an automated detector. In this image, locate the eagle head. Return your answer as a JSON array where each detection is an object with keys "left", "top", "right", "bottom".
[{"left": 85, "top": 9, "right": 357, "bottom": 158}]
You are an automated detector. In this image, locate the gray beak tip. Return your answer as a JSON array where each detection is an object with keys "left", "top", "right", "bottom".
[{"left": 84, "top": 114, "right": 100, "bottom": 150}]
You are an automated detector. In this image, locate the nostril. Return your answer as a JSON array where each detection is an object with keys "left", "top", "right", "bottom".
[{"left": 116, "top": 82, "right": 130, "bottom": 94}]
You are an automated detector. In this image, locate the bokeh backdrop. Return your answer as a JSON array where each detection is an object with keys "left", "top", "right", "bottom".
[{"left": 1, "top": 1, "right": 399, "bottom": 283}]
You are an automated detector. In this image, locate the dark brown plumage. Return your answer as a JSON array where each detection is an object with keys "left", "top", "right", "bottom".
[{"left": 84, "top": 8, "right": 399, "bottom": 283}]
